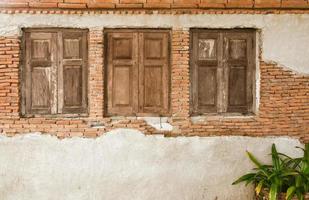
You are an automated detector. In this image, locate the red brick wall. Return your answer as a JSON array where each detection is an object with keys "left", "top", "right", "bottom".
[
  {"left": 171, "top": 29, "right": 190, "bottom": 119},
  {"left": 0, "top": 37, "right": 20, "bottom": 119},
  {"left": 88, "top": 29, "right": 104, "bottom": 119},
  {"left": 0, "top": 0, "right": 308, "bottom": 9},
  {"left": 0, "top": 28, "right": 308, "bottom": 142}
]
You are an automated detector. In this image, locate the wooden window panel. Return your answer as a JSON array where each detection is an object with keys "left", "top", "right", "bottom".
[
  {"left": 106, "top": 32, "right": 139, "bottom": 116},
  {"left": 22, "top": 28, "right": 88, "bottom": 116},
  {"left": 139, "top": 32, "right": 170, "bottom": 115},
  {"left": 105, "top": 29, "right": 170, "bottom": 116},
  {"left": 24, "top": 31, "right": 58, "bottom": 115},
  {"left": 59, "top": 30, "right": 88, "bottom": 114},
  {"left": 190, "top": 29, "right": 255, "bottom": 115},
  {"left": 191, "top": 31, "right": 222, "bottom": 114},
  {"left": 224, "top": 32, "right": 254, "bottom": 113}
]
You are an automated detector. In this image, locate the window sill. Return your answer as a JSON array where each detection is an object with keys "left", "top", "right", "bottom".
[
  {"left": 105, "top": 113, "right": 172, "bottom": 118},
  {"left": 21, "top": 113, "right": 89, "bottom": 119},
  {"left": 109, "top": 116, "right": 173, "bottom": 131},
  {"left": 190, "top": 113, "right": 255, "bottom": 124}
]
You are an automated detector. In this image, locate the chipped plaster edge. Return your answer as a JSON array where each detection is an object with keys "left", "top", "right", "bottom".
[{"left": 0, "top": 128, "right": 304, "bottom": 142}]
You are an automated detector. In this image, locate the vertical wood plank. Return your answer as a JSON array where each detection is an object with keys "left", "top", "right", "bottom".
[
  {"left": 82, "top": 31, "right": 88, "bottom": 114},
  {"left": 24, "top": 32, "right": 31, "bottom": 115},
  {"left": 57, "top": 31, "right": 64, "bottom": 114},
  {"left": 107, "top": 33, "right": 113, "bottom": 115},
  {"left": 50, "top": 32, "right": 58, "bottom": 114},
  {"left": 132, "top": 32, "right": 139, "bottom": 115},
  {"left": 246, "top": 32, "right": 255, "bottom": 113},
  {"left": 138, "top": 32, "right": 144, "bottom": 114},
  {"left": 191, "top": 32, "right": 198, "bottom": 113},
  {"left": 162, "top": 32, "right": 170, "bottom": 113},
  {"left": 221, "top": 33, "right": 229, "bottom": 113}
]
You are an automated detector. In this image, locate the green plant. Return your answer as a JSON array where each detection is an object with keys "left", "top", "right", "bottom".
[
  {"left": 285, "top": 145, "right": 309, "bottom": 200},
  {"left": 232, "top": 143, "right": 309, "bottom": 200}
]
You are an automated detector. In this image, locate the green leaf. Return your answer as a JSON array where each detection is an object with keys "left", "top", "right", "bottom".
[
  {"left": 232, "top": 173, "right": 256, "bottom": 185},
  {"left": 296, "top": 191, "right": 304, "bottom": 200},
  {"left": 286, "top": 186, "right": 296, "bottom": 200},
  {"left": 247, "top": 151, "right": 263, "bottom": 168},
  {"left": 255, "top": 180, "right": 264, "bottom": 196},
  {"left": 296, "top": 176, "right": 302, "bottom": 187},
  {"left": 272, "top": 144, "right": 281, "bottom": 171},
  {"left": 269, "top": 183, "right": 278, "bottom": 200},
  {"left": 278, "top": 153, "right": 292, "bottom": 160},
  {"left": 290, "top": 158, "right": 302, "bottom": 169},
  {"left": 280, "top": 171, "right": 299, "bottom": 177}
]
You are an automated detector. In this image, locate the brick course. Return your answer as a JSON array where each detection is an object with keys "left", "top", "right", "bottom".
[
  {"left": 0, "top": 0, "right": 308, "bottom": 9},
  {"left": 0, "top": 29, "right": 308, "bottom": 142},
  {"left": 1, "top": 8, "right": 309, "bottom": 15}
]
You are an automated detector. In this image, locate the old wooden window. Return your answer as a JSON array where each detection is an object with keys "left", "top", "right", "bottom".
[
  {"left": 105, "top": 29, "right": 170, "bottom": 116},
  {"left": 190, "top": 29, "right": 255, "bottom": 115},
  {"left": 22, "top": 28, "right": 88, "bottom": 116}
]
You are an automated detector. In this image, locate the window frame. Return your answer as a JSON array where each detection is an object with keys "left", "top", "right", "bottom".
[
  {"left": 104, "top": 28, "right": 172, "bottom": 117},
  {"left": 189, "top": 28, "right": 256, "bottom": 116},
  {"left": 21, "top": 28, "right": 89, "bottom": 118}
]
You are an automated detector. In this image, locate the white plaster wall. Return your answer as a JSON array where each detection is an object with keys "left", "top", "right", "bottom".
[
  {"left": 0, "top": 129, "right": 304, "bottom": 200},
  {"left": 0, "top": 13, "right": 309, "bottom": 74}
]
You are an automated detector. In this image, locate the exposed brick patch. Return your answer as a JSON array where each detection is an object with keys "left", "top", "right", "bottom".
[
  {"left": 58, "top": 2, "right": 87, "bottom": 8},
  {"left": 226, "top": 0, "right": 254, "bottom": 8},
  {"left": 88, "top": 28, "right": 104, "bottom": 119},
  {"left": 281, "top": 0, "right": 309, "bottom": 8},
  {"left": 171, "top": 28, "right": 190, "bottom": 119},
  {"left": 0, "top": 30, "right": 308, "bottom": 142},
  {"left": 171, "top": 62, "right": 309, "bottom": 142},
  {"left": 65, "top": 0, "right": 88, "bottom": 3},
  {"left": 143, "top": 3, "right": 171, "bottom": 8},
  {"left": 199, "top": 0, "right": 226, "bottom": 8},
  {"left": 255, "top": 0, "right": 281, "bottom": 8},
  {"left": 93, "top": 0, "right": 119, "bottom": 3},
  {"left": 40, "top": 0, "right": 64, "bottom": 3},
  {"left": 171, "top": 3, "right": 198, "bottom": 8},
  {"left": 29, "top": 2, "right": 58, "bottom": 8},
  {"left": 87, "top": 2, "right": 116, "bottom": 8},
  {"left": 0, "top": 36, "right": 20, "bottom": 119},
  {"left": 115, "top": 3, "right": 143, "bottom": 8},
  {"left": 0, "top": 3, "right": 29, "bottom": 8}
]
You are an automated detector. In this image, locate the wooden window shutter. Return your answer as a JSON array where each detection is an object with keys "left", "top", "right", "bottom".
[
  {"left": 139, "top": 32, "right": 170, "bottom": 115},
  {"left": 105, "top": 29, "right": 170, "bottom": 116},
  {"left": 106, "top": 32, "right": 139, "bottom": 116},
  {"left": 191, "top": 31, "right": 221, "bottom": 114},
  {"left": 24, "top": 31, "right": 58, "bottom": 114},
  {"left": 58, "top": 30, "right": 88, "bottom": 114},
  {"left": 190, "top": 29, "right": 255, "bottom": 115},
  {"left": 23, "top": 28, "right": 88, "bottom": 116},
  {"left": 224, "top": 32, "right": 254, "bottom": 113}
]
